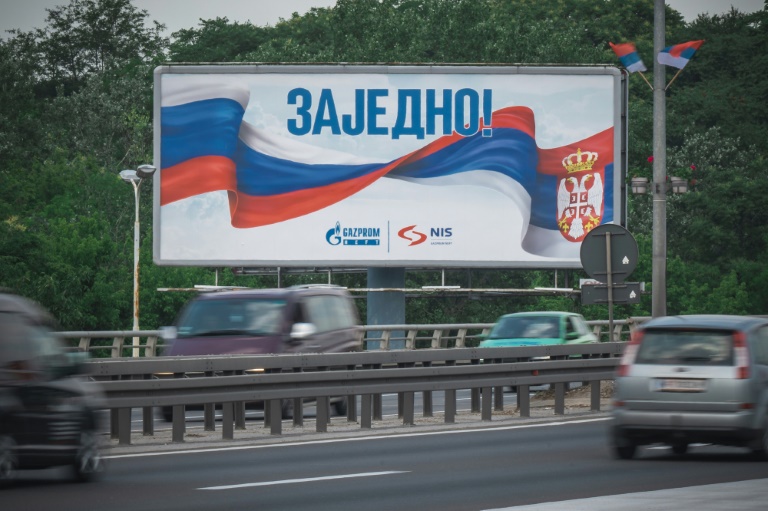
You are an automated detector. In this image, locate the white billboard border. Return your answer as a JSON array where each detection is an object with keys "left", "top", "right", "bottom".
[{"left": 151, "top": 63, "right": 628, "bottom": 269}]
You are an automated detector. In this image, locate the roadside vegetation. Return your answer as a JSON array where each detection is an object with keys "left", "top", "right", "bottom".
[{"left": 1, "top": 0, "right": 766, "bottom": 330}]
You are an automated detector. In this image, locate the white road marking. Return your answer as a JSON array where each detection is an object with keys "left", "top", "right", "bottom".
[
  {"left": 105, "top": 417, "right": 609, "bottom": 459},
  {"left": 198, "top": 471, "right": 409, "bottom": 490}
]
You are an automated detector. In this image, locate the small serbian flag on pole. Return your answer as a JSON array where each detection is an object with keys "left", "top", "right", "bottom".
[
  {"left": 657, "top": 40, "right": 704, "bottom": 69},
  {"left": 609, "top": 42, "right": 647, "bottom": 73}
]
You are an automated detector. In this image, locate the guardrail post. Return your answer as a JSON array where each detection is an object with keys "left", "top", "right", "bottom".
[
  {"left": 142, "top": 374, "right": 153, "bottom": 436},
  {"left": 111, "top": 337, "right": 125, "bottom": 358},
  {"left": 554, "top": 382, "right": 566, "bottom": 415},
  {"left": 345, "top": 365, "right": 357, "bottom": 423},
  {"left": 481, "top": 387, "right": 493, "bottom": 421},
  {"left": 117, "top": 408, "right": 132, "bottom": 445},
  {"left": 78, "top": 337, "right": 90, "bottom": 353},
  {"left": 172, "top": 405, "right": 185, "bottom": 442},
  {"left": 493, "top": 386, "right": 504, "bottom": 411},
  {"left": 204, "top": 371, "right": 216, "bottom": 431},
  {"left": 373, "top": 364, "right": 383, "bottom": 421},
  {"left": 455, "top": 328, "right": 468, "bottom": 348},
  {"left": 590, "top": 380, "right": 601, "bottom": 411},
  {"left": 405, "top": 330, "right": 417, "bottom": 349},
  {"left": 431, "top": 329, "right": 444, "bottom": 349},
  {"left": 444, "top": 389, "right": 456, "bottom": 423},
  {"left": 145, "top": 336, "right": 158, "bottom": 357},
  {"left": 316, "top": 397, "right": 329, "bottom": 433},
  {"left": 470, "top": 359, "right": 480, "bottom": 412},
  {"left": 402, "top": 391, "right": 415, "bottom": 425},
  {"left": 518, "top": 385, "right": 530, "bottom": 417},
  {"left": 222, "top": 402, "right": 234, "bottom": 440},
  {"left": 361, "top": 394, "right": 372, "bottom": 429},
  {"left": 269, "top": 399, "right": 282, "bottom": 435},
  {"left": 380, "top": 330, "right": 391, "bottom": 350},
  {"left": 422, "top": 361, "right": 433, "bottom": 417}
]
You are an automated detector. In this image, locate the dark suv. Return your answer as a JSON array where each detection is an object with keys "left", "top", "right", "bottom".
[
  {"left": 0, "top": 293, "right": 105, "bottom": 484},
  {"left": 161, "top": 285, "right": 361, "bottom": 420}
]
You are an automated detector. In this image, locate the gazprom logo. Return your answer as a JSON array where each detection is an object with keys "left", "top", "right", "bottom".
[{"left": 326, "top": 221, "right": 381, "bottom": 246}]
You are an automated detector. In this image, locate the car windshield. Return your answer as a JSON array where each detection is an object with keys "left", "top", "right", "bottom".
[
  {"left": 635, "top": 329, "right": 735, "bottom": 366},
  {"left": 488, "top": 316, "right": 560, "bottom": 339},
  {"left": 176, "top": 298, "right": 287, "bottom": 337},
  {"left": 1, "top": 311, "right": 70, "bottom": 381}
]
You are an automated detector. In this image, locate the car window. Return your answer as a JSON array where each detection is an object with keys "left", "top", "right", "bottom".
[
  {"left": 0, "top": 312, "right": 68, "bottom": 380},
  {"left": 177, "top": 298, "right": 287, "bottom": 336},
  {"left": 753, "top": 326, "right": 768, "bottom": 366},
  {"left": 302, "top": 295, "right": 356, "bottom": 333},
  {"left": 489, "top": 316, "right": 559, "bottom": 339},
  {"left": 635, "top": 329, "right": 734, "bottom": 366},
  {"left": 570, "top": 316, "right": 590, "bottom": 336}
]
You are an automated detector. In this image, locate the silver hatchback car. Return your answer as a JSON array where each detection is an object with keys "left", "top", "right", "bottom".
[{"left": 611, "top": 315, "right": 768, "bottom": 460}]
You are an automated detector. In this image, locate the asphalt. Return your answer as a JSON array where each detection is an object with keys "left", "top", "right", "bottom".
[{"left": 101, "top": 390, "right": 768, "bottom": 510}]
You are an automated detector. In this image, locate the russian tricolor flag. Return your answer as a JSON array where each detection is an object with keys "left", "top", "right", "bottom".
[
  {"left": 609, "top": 42, "right": 647, "bottom": 73},
  {"left": 159, "top": 81, "right": 614, "bottom": 251},
  {"left": 657, "top": 40, "right": 704, "bottom": 69}
]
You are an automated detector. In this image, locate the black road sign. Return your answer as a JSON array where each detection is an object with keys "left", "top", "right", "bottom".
[
  {"left": 581, "top": 282, "right": 643, "bottom": 305},
  {"left": 579, "top": 224, "right": 638, "bottom": 284}
]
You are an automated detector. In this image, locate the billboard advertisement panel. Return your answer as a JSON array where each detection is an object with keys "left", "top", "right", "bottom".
[{"left": 152, "top": 64, "right": 626, "bottom": 268}]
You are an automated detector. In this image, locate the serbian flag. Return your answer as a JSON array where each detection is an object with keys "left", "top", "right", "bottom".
[
  {"left": 609, "top": 42, "right": 647, "bottom": 73},
  {"left": 657, "top": 40, "right": 704, "bottom": 69}
]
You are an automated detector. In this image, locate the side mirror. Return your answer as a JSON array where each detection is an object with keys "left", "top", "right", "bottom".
[
  {"left": 290, "top": 322, "right": 318, "bottom": 341},
  {"left": 565, "top": 332, "right": 579, "bottom": 341},
  {"left": 160, "top": 326, "right": 177, "bottom": 341}
]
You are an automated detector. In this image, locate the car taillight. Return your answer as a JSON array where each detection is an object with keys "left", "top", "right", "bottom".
[
  {"left": 617, "top": 330, "right": 643, "bottom": 377},
  {"left": 733, "top": 331, "right": 749, "bottom": 379}
]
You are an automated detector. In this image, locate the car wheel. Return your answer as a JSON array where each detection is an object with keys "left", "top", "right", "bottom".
[
  {"left": 615, "top": 444, "right": 636, "bottom": 460},
  {"left": 750, "top": 426, "right": 768, "bottom": 461},
  {"left": 0, "top": 436, "right": 17, "bottom": 486},
  {"left": 612, "top": 430, "right": 636, "bottom": 460},
  {"left": 671, "top": 442, "right": 688, "bottom": 456},
  {"left": 73, "top": 431, "right": 104, "bottom": 482},
  {"left": 333, "top": 398, "right": 348, "bottom": 417}
]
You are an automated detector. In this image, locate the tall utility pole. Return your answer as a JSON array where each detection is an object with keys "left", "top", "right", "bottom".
[{"left": 651, "top": 0, "right": 667, "bottom": 317}]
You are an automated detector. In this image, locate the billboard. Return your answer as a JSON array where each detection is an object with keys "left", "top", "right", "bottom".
[{"left": 152, "top": 64, "right": 626, "bottom": 268}]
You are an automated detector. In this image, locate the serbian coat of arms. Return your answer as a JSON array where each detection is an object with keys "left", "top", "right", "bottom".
[{"left": 556, "top": 148, "right": 603, "bottom": 242}]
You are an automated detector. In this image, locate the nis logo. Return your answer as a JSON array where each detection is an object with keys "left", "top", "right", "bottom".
[{"left": 398, "top": 225, "right": 453, "bottom": 246}]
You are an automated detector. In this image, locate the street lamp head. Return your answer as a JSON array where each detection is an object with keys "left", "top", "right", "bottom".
[
  {"left": 136, "top": 164, "right": 157, "bottom": 179},
  {"left": 119, "top": 169, "right": 140, "bottom": 183},
  {"left": 630, "top": 177, "right": 649, "bottom": 195},
  {"left": 670, "top": 176, "right": 688, "bottom": 194}
]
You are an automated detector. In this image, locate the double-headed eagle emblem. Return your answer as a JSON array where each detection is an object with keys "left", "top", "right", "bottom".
[{"left": 556, "top": 148, "right": 603, "bottom": 241}]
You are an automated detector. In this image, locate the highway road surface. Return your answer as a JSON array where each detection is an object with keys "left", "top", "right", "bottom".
[{"left": 3, "top": 416, "right": 768, "bottom": 511}]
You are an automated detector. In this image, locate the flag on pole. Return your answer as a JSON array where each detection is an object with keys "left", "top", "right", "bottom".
[
  {"left": 657, "top": 40, "right": 704, "bottom": 69},
  {"left": 609, "top": 42, "right": 647, "bottom": 73}
]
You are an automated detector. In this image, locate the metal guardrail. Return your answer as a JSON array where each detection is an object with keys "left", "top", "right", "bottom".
[
  {"left": 87, "top": 342, "right": 626, "bottom": 446},
  {"left": 59, "top": 319, "right": 640, "bottom": 358}
]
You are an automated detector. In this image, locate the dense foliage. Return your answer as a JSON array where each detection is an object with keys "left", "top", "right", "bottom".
[{"left": 1, "top": 0, "right": 766, "bottom": 330}]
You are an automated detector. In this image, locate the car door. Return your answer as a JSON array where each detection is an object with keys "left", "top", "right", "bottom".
[{"left": 294, "top": 294, "right": 360, "bottom": 353}]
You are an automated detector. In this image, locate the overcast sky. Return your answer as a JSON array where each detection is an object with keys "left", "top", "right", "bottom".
[{"left": 0, "top": 0, "right": 765, "bottom": 38}]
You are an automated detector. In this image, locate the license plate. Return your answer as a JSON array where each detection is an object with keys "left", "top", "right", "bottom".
[{"left": 652, "top": 378, "right": 707, "bottom": 392}]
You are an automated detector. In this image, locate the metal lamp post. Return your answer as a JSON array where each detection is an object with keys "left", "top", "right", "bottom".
[{"left": 119, "top": 164, "right": 156, "bottom": 357}]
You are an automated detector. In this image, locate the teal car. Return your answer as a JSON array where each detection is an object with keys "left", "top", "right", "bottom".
[{"left": 480, "top": 311, "right": 597, "bottom": 347}]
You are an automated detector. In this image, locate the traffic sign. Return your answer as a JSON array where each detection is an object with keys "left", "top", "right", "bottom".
[
  {"left": 579, "top": 224, "right": 638, "bottom": 284},
  {"left": 581, "top": 282, "right": 643, "bottom": 305}
]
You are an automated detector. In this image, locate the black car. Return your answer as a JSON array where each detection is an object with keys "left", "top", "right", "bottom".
[{"left": 0, "top": 292, "right": 105, "bottom": 484}]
